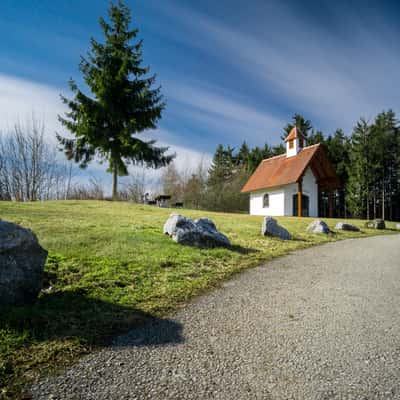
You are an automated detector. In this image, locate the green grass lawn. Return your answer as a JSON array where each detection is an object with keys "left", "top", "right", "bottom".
[{"left": 0, "top": 200, "right": 397, "bottom": 398}]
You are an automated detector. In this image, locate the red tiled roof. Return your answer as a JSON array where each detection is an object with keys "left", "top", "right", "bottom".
[
  {"left": 285, "top": 127, "right": 305, "bottom": 142},
  {"left": 241, "top": 144, "right": 321, "bottom": 193}
]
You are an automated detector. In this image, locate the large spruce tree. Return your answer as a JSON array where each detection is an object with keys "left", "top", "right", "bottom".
[{"left": 57, "top": 0, "right": 173, "bottom": 198}]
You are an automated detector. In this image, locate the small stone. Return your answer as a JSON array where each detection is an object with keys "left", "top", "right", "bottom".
[
  {"left": 335, "top": 222, "right": 360, "bottom": 232},
  {"left": 261, "top": 217, "right": 291, "bottom": 240},
  {"left": 306, "top": 220, "right": 330, "bottom": 234}
]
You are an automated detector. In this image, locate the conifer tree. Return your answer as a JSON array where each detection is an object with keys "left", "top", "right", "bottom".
[
  {"left": 207, "top": 145, "right": 235, "bottom": 186},
  {"left": 206, "top": 145, "right": 240, "bottom": 211},
  {"left": 283, "top": 114, "right": 313, "bottom": 139},
  {"left": 370, "top": 110, "right": 399, "bottom": 219},
  {"left": 271, "top": 143, "right": 286, "bottom": 156},
  {"left": 324, "top": 129, "right": 349, "bottom": 182},
  {"left": 246, "top": 144, "right": 273, "bottom": 172},
  {"left": 324, "top": 129, "right": 350, "bottom": 216},
  {"left": 307, "top": 130, "right": 325, "bottom": 145},
  {"left": 235, "top": 142, "right": 251, "bottom": 168},
  {"left": 57, "top": 0, "right": 173, "bottom": 198},
  {"left": 346, "top": 119, "right": 373, "bottom": 218}
]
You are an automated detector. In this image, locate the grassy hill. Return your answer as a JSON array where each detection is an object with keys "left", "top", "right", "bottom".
[{"left": 0, "top": 200, "right": 397, "bottom": 397}]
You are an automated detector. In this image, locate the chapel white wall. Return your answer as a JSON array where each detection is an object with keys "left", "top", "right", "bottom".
[
  {"left": 249, "top": 188, "right": 285, "bottom": 216},
  {"left": 249, "top": 167, "right": 318, "bottom": 217}
]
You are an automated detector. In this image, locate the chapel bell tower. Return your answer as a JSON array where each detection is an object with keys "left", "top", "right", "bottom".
[{"left": 285, "top": 127, "right": 306, "bottom": 157}]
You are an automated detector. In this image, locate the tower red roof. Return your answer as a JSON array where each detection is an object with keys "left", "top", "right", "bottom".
[{"left": 285, "top": 127, "right": 306, "bottom": 142}]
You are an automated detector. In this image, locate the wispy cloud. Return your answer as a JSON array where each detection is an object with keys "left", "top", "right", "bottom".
[
  {"left": 164, "top": 80, "right": 284, "bottom": 144},
  {"left": 0, "top": 73, "right": 66, "bottom": 139},
  {"left": 154, "top": 0, "right": 400, "bottom": 133}
]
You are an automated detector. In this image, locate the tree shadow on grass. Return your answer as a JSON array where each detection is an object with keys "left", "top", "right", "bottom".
[{"left": 1, "top": 289, "right": 184, "bottom": 349}]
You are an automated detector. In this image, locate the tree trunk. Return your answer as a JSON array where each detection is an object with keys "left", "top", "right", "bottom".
[
  {"left": 382, "top": 185, "right": 385, "bottom": 220},
  {"left": 112, "top": 164, "right": 118, "bottom": 200},
  {"left": 65, "top": 163, "right": 73, "bottom": 200}
]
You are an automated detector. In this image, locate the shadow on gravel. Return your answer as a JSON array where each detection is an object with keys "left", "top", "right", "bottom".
[{"left": 113, "top": 317, "right": 184, "bottom": 348}]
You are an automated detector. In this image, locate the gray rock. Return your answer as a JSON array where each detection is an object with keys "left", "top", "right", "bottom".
[
  {"left": 163, "top": 214, "right": 230, "bottom": 248},
  {"left": 163, "top": 214, "right": 195, "bottom": 236},
  {"left": 261, "top": 217, "right": 291, "bottom": 240},
  {"left": 0, "top": 220, "right": 47, "bottom": 307},
  {"left": 335, "top": 222, "right": 360, "bottom": 232},
  {"left": 365, "top": 219, "right": 386, "bottom": 230},
  {"left": 396, "top": 224, "right": 400, "bottom": 231},
  {"left": 307, "top": 220, "right": 330, "bottom": 234},
  {"left": 194, "top": 218, "right": 217, "bottom": 232}
]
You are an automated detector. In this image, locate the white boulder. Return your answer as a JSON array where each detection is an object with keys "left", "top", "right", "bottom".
[{"left": 307, "top": 220, "right": 330, "bottom": 234}]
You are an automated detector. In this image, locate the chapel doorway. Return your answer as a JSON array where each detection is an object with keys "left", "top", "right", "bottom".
[{"left": 293, "top": 194, "right": 309, "bottom": 217}]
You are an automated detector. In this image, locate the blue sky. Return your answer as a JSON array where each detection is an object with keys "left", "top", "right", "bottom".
[{"left": 0, "top": 0, "right": 399, "bottom": 185}]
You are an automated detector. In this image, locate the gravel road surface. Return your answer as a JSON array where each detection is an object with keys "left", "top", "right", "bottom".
[{"left": 32, "top": 234, "right": 400, "bottom": 399}]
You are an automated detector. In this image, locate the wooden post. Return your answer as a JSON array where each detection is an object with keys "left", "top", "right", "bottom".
[
  {"left": 298, "top": 179, "right": 303, "bottom": 217},
  {"left": 328, "top": 190, "right": 334, "bottom": 218}
]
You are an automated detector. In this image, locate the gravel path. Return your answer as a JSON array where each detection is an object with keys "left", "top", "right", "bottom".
[{"left": 32, "top": 235, "right": 400, "bottom": 400}]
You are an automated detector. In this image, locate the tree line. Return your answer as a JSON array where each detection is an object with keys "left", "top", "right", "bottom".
[{"left": 166, "top": 111, "right": 398, "bottom": 220}]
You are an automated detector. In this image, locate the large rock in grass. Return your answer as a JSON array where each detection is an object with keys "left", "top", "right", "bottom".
[
  {"left": 163, "top": 214, "right": 230, "bottom": 248},
  {"left": 163, "top": 214, "right": 195, "bottom": 236},
  {"left": 365, "top": 219, "right": 386, "bottom": 230},
  {"left": 335, "top": 222, "right": 360, "bottom": 232},
  {"left": 396, "top": 224, "right": 400, "bottom": 231},
  {"left": 307, "top": 220, "right": 330, "bottom": 234},
  {"left": 261, "top": 217, "right": 291, "bottom": 240},
  {"left": 0, "top": 220, "right": 47, "bottom": 306}
]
